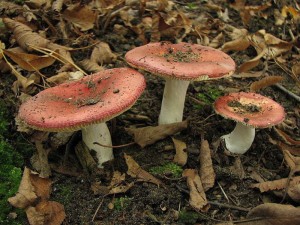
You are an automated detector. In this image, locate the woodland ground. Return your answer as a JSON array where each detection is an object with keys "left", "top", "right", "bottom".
[{"left": 0, "top": 0, "right": 300, "bottom": 225}]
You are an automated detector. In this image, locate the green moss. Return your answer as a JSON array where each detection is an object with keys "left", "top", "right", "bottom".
[
  {"left": 114, "top": 196, "right": 132, "bottom": 211},
  {"left": 149, "top": 162, "right": 183, "bottom": 178},
  {"left": 0, "top": 98, "right": 27, "bottom": 224},
  {"left": 194, "top": 87, "right": 223, "bottom": 109},
  {"left": 178, "top": 210, "right": 199, "bottom": 224}
]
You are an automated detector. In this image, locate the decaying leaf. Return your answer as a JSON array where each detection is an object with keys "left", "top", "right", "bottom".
[
  {"left": 8, "top": 167, "right": 65, "bottom": 225},
  {"left": 250, "top": 76, "right": 283, "bottom": 92},
  {"left": 172, "top": 137, "right": 187, "bottom": 166},
  {"left": 90, "top": 42, "right": 117, "bottom": 65},
  {"left": 8, "top": 167, "right": 38, "bottom": 209},
  {"left": 182, "top": 169, "right": 209, "bottom": 212},
  {"left": 274, "top": 127, "right": 300, "bottom": 146},
  {"left": 62, "top": 3, "right": 97, "bottom": 31},
  {"left": 124, "top": 153, "right": 163, "bottom": 186},
  {"left": 251, "top": 176, "right": 300, "bottom": 192},
  {"left": 125, "top": 120, "right": 188, "bottom": 148},
  {"left": 216, "top": 203, "right": 300, "bottom": 225},
  {"left": 199, "top": 137, "right": 215, "bottom": 191},
  {"left": 26, "top": 201, "right": 65, "bottom": 225},
  {"left": 3, "top": 49, "right": 56, "bottom": 71},
  {"left": 247, "top": 203, "right": 300, "bottom": 225}
]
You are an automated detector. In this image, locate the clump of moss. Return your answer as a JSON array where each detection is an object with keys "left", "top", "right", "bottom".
[
  {"left": 0, "top": 99, "right": 26, "bottom": 224},
  {"left": 178, "top": 210, "right": 199, "bottom": 224},
  {"left": 114, "top": 196, "right": 132, "bottom": 211},
  {"left": 194, "top": 87, "right": 223, "bottom": 109},
  {"left": 149, "top": 162, "right": 183, "bottom": 178}
]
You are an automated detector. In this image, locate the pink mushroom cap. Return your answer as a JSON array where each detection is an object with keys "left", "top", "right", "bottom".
[
  {"left": 18, "top": 68, "right": 146, "bottom": 132},
  {"left": 125, "top": 42, "right": 236, "bottom": 81},
  {"left": 214, "top": 92, "right": 285, "bottom": 128}
]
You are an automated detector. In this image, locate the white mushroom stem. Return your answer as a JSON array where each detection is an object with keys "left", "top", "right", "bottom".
[
  {"left": 158, "top": 78, "right": 190, "bottom": 125},
  {"left": 82, "top": 122, "right": 113, "bottom": 168},
  {"left": 221, "top": 122, "right": 255, "bottom": 154}
]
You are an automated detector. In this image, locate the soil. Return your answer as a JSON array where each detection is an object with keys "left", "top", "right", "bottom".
[{"left": 1, "top": 0, "right": 300, "bottom": 225}]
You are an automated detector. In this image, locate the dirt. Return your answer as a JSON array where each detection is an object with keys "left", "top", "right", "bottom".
[{"left": 1, "top": 0, "right": 300, "bottom": 224}]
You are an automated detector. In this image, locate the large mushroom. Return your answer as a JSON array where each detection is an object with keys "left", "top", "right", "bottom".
[
  {"left": 18, "top": 68, "right": 146, "bottom": 167},
  {"left": 214, "top": 92, "right": 285, "bottom": 154},
  {"left": 125, "top": 42, "right": 235, "bottom": 124}
]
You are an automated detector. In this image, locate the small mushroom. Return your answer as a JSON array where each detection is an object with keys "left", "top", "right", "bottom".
[
  {"left": 125, "top": 42, "right": 235, "bottom": 124},
  {"left": 214, "top": 92, "right": 285, "bottom": 154},
  {"left": 18, "top": 68, "right": 146, "bottom": 167}
]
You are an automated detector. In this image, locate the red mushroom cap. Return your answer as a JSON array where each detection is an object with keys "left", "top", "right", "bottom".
[
  {"left": 125, "top": 42, "right": 235, "bottom": 81},
  {"left": 214, "top": 92, "right": 285, "bottom": 128},
  {"left": 18, "top": 68, "right": 146, "bottom": 132}
]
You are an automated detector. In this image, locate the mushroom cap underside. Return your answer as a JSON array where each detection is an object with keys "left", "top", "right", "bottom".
[
  {"left": 18, "top": 68, "right": 146, "bottom": 132},
  {"left": 214, "top": 92, "right": 285, "bottom": 128},
  {"left": 125, "top": 42, "right": 236, "bottom": 81}
]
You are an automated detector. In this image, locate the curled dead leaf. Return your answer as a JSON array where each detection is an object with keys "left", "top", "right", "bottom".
[
  {"left": 172, "top": 137, "right": 187, "bottom": 166},
  {"left": 250, "top": 76, "right": 283, "bottom": 92},
  {"left": 182, "top": 169, "right": 209, "bottom": 212},
  {"left": 199, "top": 138, "right": 215, "bottom": 191},
  {"left": 124, "top": 153, "right": 163, "bottom": 187},
  {"left": 125, "top": 120, "right": 188, "bottom": 148}
]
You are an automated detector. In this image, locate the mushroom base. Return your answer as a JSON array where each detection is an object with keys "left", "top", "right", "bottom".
[
  {"left": 158, "top": 79, "right": 190, "bottom": 125},
  {"left": 82, "top": 122, "right": 113, "bottom": 167},
  {"left": 222, "top": 122, "right": 255, "bottom": 154}
]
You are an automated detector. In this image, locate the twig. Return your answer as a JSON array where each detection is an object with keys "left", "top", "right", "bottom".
[
  {"left": 274, "top": 83, "right": 300, "bottom": 102},
  {"left": 207, "top": 201, "right": 251, "bottom": 212},
  {"left": 217, "top": 181, "right": 230, "bottom": 203},
  {"left": 93, "top": 141, "right": 136, "bottom": 148}
]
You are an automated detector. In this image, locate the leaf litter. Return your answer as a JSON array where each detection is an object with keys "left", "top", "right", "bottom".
[{"left": 1, "top": 0, "right": 300, "bottom": 224}]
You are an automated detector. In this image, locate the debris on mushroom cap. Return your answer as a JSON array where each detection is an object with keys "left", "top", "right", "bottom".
[
  {"left": 125, "top": 42, "right": 236, "bottom": 81},
  {"left": 18, "top": 68, "right": 146, "bottom": 132},
  {"left": 214, "top": 92, "right": 285, "bottom": 128}
]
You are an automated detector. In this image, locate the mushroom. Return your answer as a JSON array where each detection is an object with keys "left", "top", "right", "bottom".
[
  {"left": 18, "top": 68, "right": 146, "bottom": 167},
  {"left": 125, "top": 42, "right": 235, "bottom": 124},
  {"left": 214, "top": 92, "right": 285, "bottom": 154}
]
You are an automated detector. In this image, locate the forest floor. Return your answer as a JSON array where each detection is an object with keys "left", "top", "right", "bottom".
[{"left": 1, "top": 0, "right": 300, "bottom": 224}]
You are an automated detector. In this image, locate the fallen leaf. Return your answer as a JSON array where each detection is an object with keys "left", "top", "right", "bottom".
[
  {"left": 274, "top": 127, "right": 300, "bottom": 146},
  {"left": 26, "top": 200, "right": 65, "bottom": 225},
  {"left": 172, "top": 137, "right": 187, "bottom": 166},
  {"left": 90, "top": 42, "right": 117, "bottom": 65},
  {"left": 62, "top": 3, "right": 97, "bottom": 31},
  {"left": 199, "top": 137, "right": 215, "bottom": 191},
  {"left": 4, "top": 49, "right": 56, "bottom": 71},
  {"left": 124, "top": 153, "right": 163, "bottom": 186},
  {"left": 182, "top": 169, "right": 209, "bottom": 212},
  {"left": 251, "top": 176, "right": 300, "bottom": 192},
  {"left": 250, "top": 76, "right": 283, "bottom": 92},
  {"left": 125, "top": 120, "right": 188, "bottom": 148},
  {"left": 8, "top": 167, "right": 37, "bottom": 209},
  {"left": 247, "top": 203, "right": 300, "bottom": 225}
]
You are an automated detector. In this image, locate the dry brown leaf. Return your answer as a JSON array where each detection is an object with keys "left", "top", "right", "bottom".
[
  {"left": 250, "top": 76, "right": 283, "bottom": 92},
  {"left": 282, "top": 6, "right": 300, "bottom": 22},
  {"left": 124, "top": 153, "right": 163, "bottom": 186},
  {"left": 247, "top": 203, "right": 300, "bottom": 225},
  {"left": 172, "top": 137, "right": 187, "bottom": 166},
  {"left": 237, "top": 48, "right": 266, "bottom": 73},
  {"left": 3, "top": 18, "right": 50, "bottom": 52},
  {"left": 26, "top": 200, "right": 65, "bottom": 225},
  {"left": 182, "top": 169, "right": 209, "bottom": 212},
  {"left": 274, "top": 127, "right": 300, "bottom": 146},
  {"left": 62, "top": 3, "right": 97, "bottom": 31},
  {"left": 52, "top": 0, "right": 64, "bottom": 12},
  {"left": 8, "top": 167, "right": 37, "bottom": 209},
  {"left": 91, "top": 182, "right": 109, "bottom": 195},
  {"left": 109, "top": 182, "right": 134, "bottom": 195},
  {"left": 229, "top": 157, "right": 245, "bottom": 179},
  {"left": 79, "top": 59, "right": 104, "bottom": 73},
  {"left": 199, "top": 138, "right": 215, "bottom": 191},
  {"left": 90, "top": 42, "right": 117, "bottom": 65},
  {"left": 251, "top": 176, "right": 300, "bottom": 192},
  {"left": 221, "top": 26, "right": 250, "bottom": 52},
  {"left": 232, "top": 71, "right": 264, "bottom": 78},
  {"left": 30, "top": 173, "right": 52, "bottom": 201},
  {"left": 125, "top": 120, "right": 188, "bottom": 148},
  {"left": 4, "top": 49, "right": 56, "bottom": 71}
]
